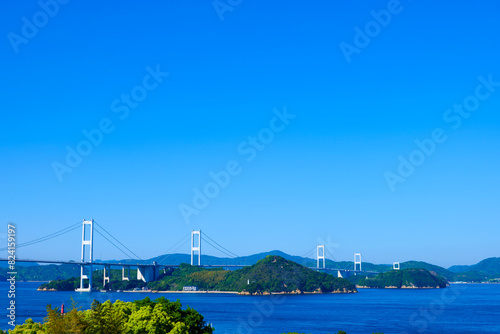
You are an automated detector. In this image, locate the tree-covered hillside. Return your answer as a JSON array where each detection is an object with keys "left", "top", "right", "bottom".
[
  {"left": 219, "top": 255, "right": 357, "bottom": 294},
  {"left": 0, "top": 263, "right": 81, "bottom": 281},
  {"left": 399, "top": 261, "right": 455, "bottom": 281},
  {"left": 148, "top": 264, "right": 225, "bottom": 291},
  {"left": 150, "top": 256, "right": 357, "bottom": 294},
  {"left": 355, "top": 269, "right": 448, "bottom": 289},
  {"left": 41, "top": 256, "right": 357, "bottom": 294},
  {"left": 448, "top": 257, "right": 500, "bottom": 277}
]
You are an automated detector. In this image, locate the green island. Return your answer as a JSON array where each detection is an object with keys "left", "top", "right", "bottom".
[
  {"left": 350, "top": 268, "right": 448, "bottom": 289},
  {"left": 39, "top": 255, "right": 357, "bottom": 294}
]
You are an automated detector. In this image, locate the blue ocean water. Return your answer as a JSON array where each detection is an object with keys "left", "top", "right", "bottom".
[{"left": 1, "top": 282, "right": 500, "bottom": 333}]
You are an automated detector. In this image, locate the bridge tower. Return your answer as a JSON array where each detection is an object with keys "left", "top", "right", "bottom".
[
  {"left": 191, "top": 230, "right": 201, "bottom": 266},
  {"left": 76, "top": 219, "right": 94, "bottom": 291},
  {"left": 354, "top": 253, "right": 362, "bottom": 271},
  {"left": 393, "top": 262, "right": 400, "bottom": 270},
  {"left": 317, "top": 245, "right": 325, "bottom": 269}
]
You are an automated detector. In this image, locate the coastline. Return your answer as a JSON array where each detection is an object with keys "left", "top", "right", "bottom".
[
  {"left": 36, "top": 288, "right": 356, "bottom": 294},
  {"left": 155, "top": 290, "right": 238, "bottom": 294}
]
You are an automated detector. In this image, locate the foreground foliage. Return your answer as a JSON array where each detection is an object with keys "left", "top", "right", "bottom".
[{"left": 5, "top": 297, "right": 213, "bottom": 334}]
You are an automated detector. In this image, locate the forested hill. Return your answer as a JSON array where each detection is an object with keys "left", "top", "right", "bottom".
[
  {"left": 150, "top": 255, "right": 357, "bottom": 294},
  {"left": 219, "top": 255, "right": 357, "bottom": 294},
  {"left": 353, "top": 268, "right": 448, "bottom": 289},
  {"left": 0, "top": 263, "right": 80, "bottom": 281},
  {"left": 399, "top": 261, "right": 455, "bottom": 281},
  {"left": 448, "top": 257, "right": 500, "bottom": 276},
  {"left": 41, "top": 256, "right": 357, "bottom": 294}
]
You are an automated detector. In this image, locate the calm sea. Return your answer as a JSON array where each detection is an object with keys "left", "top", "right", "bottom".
[{"left": 1, "top": 282, "right": 500, "bottom": 333}]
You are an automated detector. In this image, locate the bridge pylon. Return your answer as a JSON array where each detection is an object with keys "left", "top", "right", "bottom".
[
  {"left": 191, "top": 230, "right": 201, "bottom": 266},
  {"left": 76, "top": 219, "right": 94, "bottom": 292},
  {"left": 317, "top": 245, "right": 325, "bottom": 269},
  {"left": 354, "top": 253, "right": 362, "bottom": 272}
]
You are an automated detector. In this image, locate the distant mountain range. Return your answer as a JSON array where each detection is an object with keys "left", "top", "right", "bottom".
[
  {"left": 98, "top": 251, "right": 500, "bottom": 282},
  {"left": 2, "top": 251, "right": 500, "bottom": 283},
  {"left": 448, "top": 257, "right": 500, "bottom": 277},
  {"left": 98, "top": 250, "right": 393, "bottom": 272}
]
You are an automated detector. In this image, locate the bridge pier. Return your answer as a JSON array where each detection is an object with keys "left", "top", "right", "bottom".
[
  {"left": 103, "top": 265, "right": 110, "bottom": 288},
  {"left": 137, "top": 265, "right": 159, "bottom": 282},
  {"left": 76, "top": 264, "right": 93, "bottom": 292},
  {"left": 122, "top": 266, "right": 130, "bottom": 281}
]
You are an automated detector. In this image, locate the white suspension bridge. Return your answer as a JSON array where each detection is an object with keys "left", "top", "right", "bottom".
[{"left": 1, "top": 219, "right": 387, "bottom": 291}]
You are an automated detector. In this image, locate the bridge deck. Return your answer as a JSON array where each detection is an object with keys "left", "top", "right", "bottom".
[
  {"left": 1, "top": 259, "right": 377, "bottom": 274},
  {"left": 0, "top": 259, "right": 248, "bottom": 268}
]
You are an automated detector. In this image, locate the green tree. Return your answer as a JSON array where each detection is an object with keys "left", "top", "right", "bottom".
[
  {"left": 84, "top": 300, "right": 124, "bottom": 334},
  {"left": 6, "top": 318, "right": 44, "bottom": 333},
  {"left": 9, "top": 297, "right": 212, "bottom": 334},
  {"left": 44, "top": 304, "right": 66, "bottom": 334}
]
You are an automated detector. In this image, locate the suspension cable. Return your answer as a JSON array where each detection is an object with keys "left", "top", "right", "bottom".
[
  {"left": 202, "top": 232, "right": 239, "bottom": 258},
  {"left": 343, "top": 260, "right": 352, "bottom": 271},
  {"left": 203, "top": 238, "right": 233, "bottom": 258},
  {"left": 300, "top": 246, "right": 317, "bottom": 259},
  {"left": 325, "top": 246, "right": 337, "bottom": 262},
  {"left": 203, "top": 237, "right": 236, "bottom": 258},
  {"left": 0, "top": 222, "right": 81, "bottom": 251},
  {"left": 154, "top": 232, "right": 191, "bottom": 264},
  {"left": 94, "top": 221, "right": 142, "bottom": 260},
  {"left": 157, "top": 239, "right": 190, "bottom": 264},
  {"left": 94, "top": 228, "right": 136, "bottom": 260}
]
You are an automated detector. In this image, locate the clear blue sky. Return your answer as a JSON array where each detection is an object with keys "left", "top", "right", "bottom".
[{"left": 1, "top": 1, "right": 499, "bottom": 268}]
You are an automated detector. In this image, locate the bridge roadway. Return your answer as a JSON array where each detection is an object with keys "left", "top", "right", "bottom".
[
  {"left": 313, "top": 267, "right": 379, "bottom": 274},
  {"left": 1, "top": 258, "right": 377, "bottom": 274},
  {"left": 0, "top": 258, "right": 248, "bottom": 268}
]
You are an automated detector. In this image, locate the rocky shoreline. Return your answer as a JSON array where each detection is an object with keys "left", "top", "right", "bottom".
[
  {"left": 356, "top": 285, "right": 446, "bottom": 289},
  {"left": 238, "top": 287, "right": 358, "bottom": 295}
]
